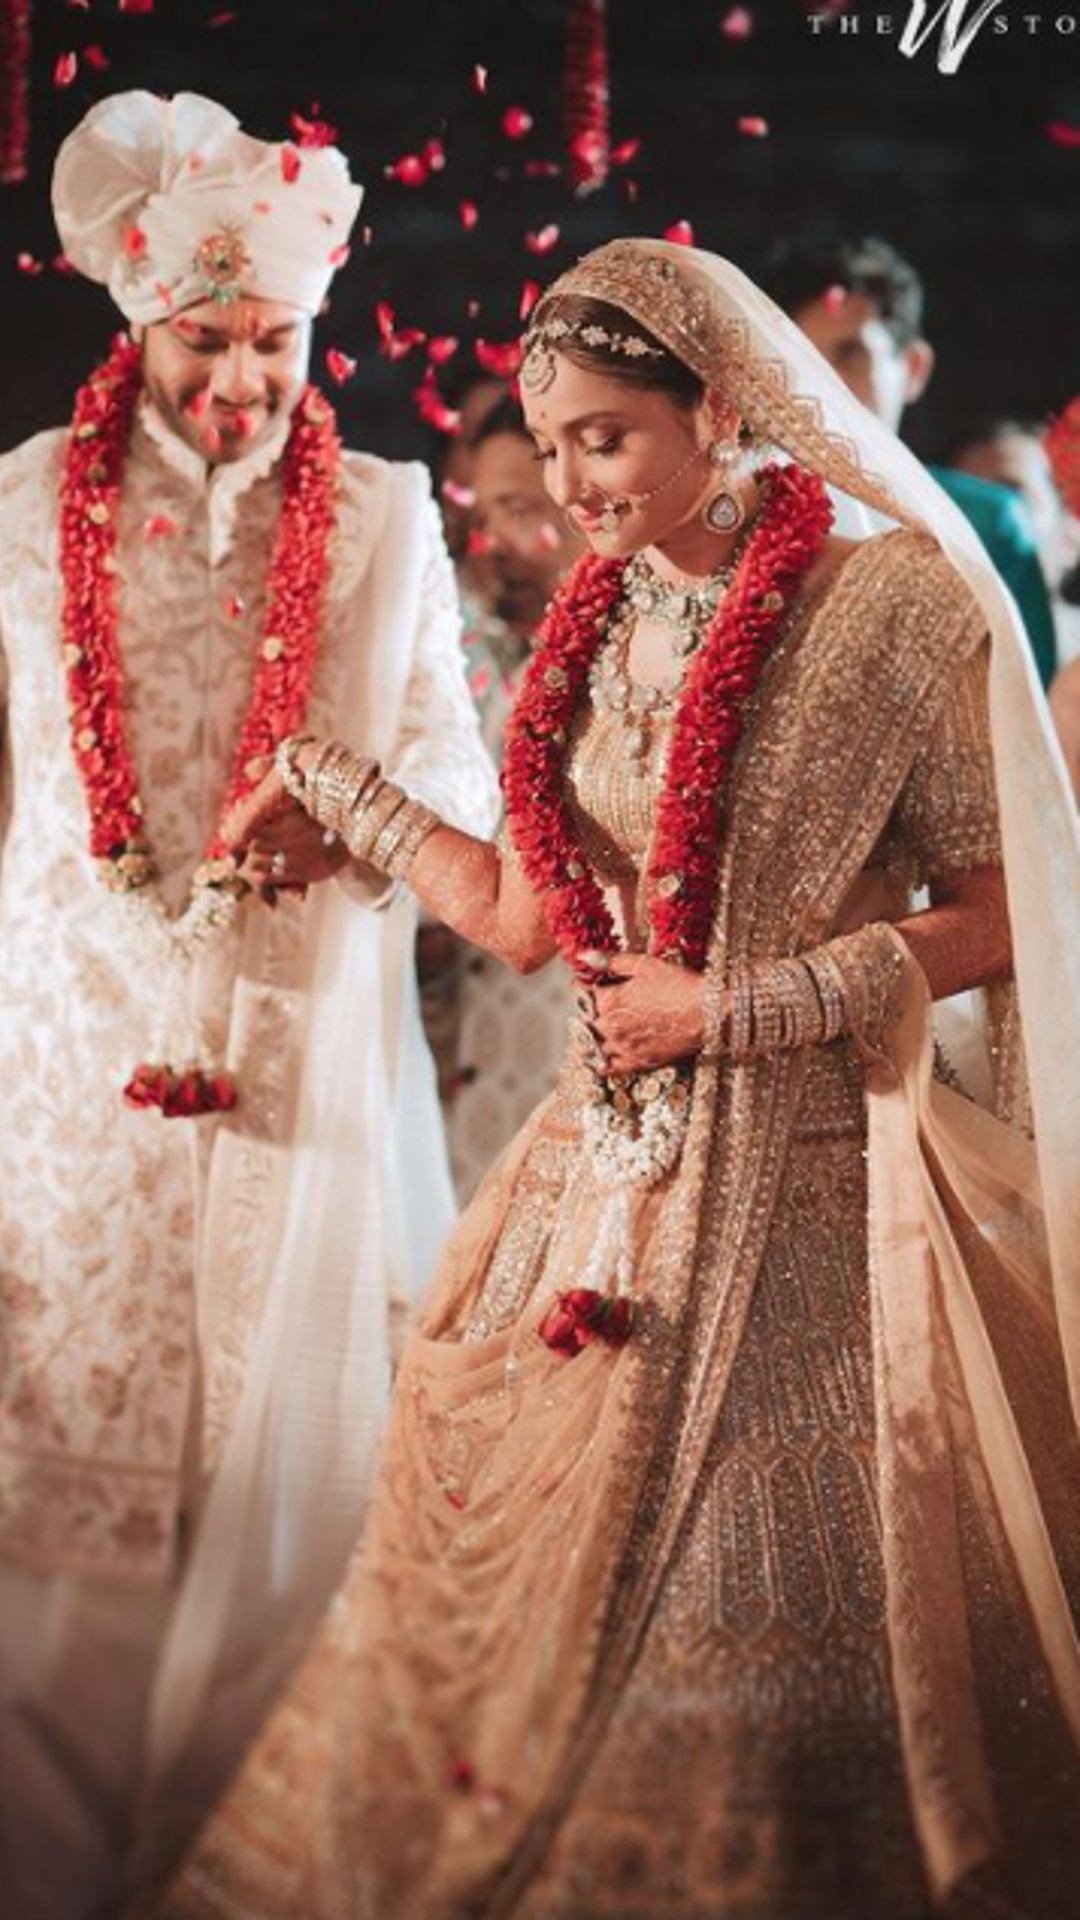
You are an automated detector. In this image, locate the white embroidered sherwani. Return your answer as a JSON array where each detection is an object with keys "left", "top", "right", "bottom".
[{"left": 0, "top": 398, "right": 498, "bottom": 1914}]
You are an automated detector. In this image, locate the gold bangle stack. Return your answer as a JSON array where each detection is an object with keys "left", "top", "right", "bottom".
[
  {"left": 708, "top": 923, "right": 905, "bottom": 1061},
  {"left": 272, "top": 735, "right": 442, "bottom": 882}
]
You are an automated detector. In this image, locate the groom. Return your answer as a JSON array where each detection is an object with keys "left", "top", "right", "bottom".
[{"left": 0, "top": 89, "right": 496, "bottom": 1916}]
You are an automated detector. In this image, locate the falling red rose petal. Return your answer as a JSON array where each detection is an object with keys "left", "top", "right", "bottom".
[
  {"left": 525, "top": 224, "right": 560, "bottom": 254},
  {"left": 84, "top": 45, "right": 110, "bottom": 71},
  {"left": 280, "top": 145, "right": 302, "bottom": 184},
  {"left": 123, "top": 225, "right": 148, "bottom": 260},
  {"left": 325, "top": 348, "right": 356, "bottom": 386},
  {"left": 472, "top": 63, "right": 488, "bottom": 94},
  {"left": 413, "top": 367, "right": 461, "bottom": 436},
  {"left": 1047, "top": 121, "right": 1080, "bottom": 148},
  {"left": 822, "top": 282, "right": 848, "bottom": 312},
  {"left": 502, "top": 105, "right": 534, "bottom": 139},
  {"left": 664, "top": 219, "right": 694, "bottom": 245},
  {"left": 475, "top": 338, "right": 522, "bottom": 378},
  {"left": 441, "top": 478, "right": 475, "bottom": 509},
  {"left": 387, "top": 153, "right": 428, "bottom": 187},
  {"left": 519, "top": 280, "right": 540, "bottom": 320},
  {"left": 427, "top": 336, "right": 459, "bottom": 364},
  {"left": 720, "top": 7, "right": 754, "bottom": 39},
  {"left": 459, "top": 199, "right": 479, "bottom": 230},
  {"left": 610, "top": 137, "right": 641, "bottom": 165},
  {"left": 737, "top": 114, "right": 769, "bottom": 137},
  {"left": 143, "top": 514, "right": 178, "bottom": 540},
  {"left": 423, "top": 137, "right": 446, "bottom": 172},
  {"left": 16, "top": 253, "right": 43, "bottom": 275},
  {"left": 327, "top": 243, "right": 351, "bottom": 268},
  {"left": 118, "top": 0, "right": 155, "bottom": 12},
  {"left": 54, "top": 51, "right": 78, "bottom": 88}
]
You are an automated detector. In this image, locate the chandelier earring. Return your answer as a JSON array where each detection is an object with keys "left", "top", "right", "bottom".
[{"left": 701, "top": 438, "right": 746, "bottom": 536}]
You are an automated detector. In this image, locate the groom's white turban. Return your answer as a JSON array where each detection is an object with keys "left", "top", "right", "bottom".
[{"left": 52, "top": 91, "right": 363, "bottom": 325}]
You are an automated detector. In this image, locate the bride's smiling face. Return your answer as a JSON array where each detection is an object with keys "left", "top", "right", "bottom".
[{"left": 522, "top": 353, "right": 717, "bottom": 559}]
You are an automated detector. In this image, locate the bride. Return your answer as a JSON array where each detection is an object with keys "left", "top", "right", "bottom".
[{"left": 167, "top": 240, "right": 1080, "bottom": 1919}]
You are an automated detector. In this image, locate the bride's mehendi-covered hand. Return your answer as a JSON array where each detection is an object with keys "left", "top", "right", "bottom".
[{"left": 580, "top": 950, "right": 707, "bottom": 1074}]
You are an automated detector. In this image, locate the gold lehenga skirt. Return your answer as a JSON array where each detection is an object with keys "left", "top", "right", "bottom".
[{"left": 172, "top": 1043, "right": 1080, "bottom": 1920}]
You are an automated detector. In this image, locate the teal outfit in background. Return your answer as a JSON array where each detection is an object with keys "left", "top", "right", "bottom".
[{"left": 929, "top": 465, "right": 1057, "bottom": 688}]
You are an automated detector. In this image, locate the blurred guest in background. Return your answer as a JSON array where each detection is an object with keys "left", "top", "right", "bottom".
[
  {"left": 942, "top": 414, "right": 1080, "bottom": 668},
  {"left": 760, "top": 233, "right": 1059, "bottom": 687},
  {"left": 445, "top": 394, "right": 583, "bottom": 1198},
  {"left": 417, "top": 371, "right": 511, "bottom": 1109}
]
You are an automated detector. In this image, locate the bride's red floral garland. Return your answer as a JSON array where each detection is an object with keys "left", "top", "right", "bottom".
[
  {"left": 59, "top": 334, "right": 342, "bottom": 1115},
  {"left": 503, "top": 461, "right": 834, "bottom": 976}
]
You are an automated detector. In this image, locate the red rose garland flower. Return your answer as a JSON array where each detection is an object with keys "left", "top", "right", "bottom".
[
  {"left": 504, "top": 462, "right": 833, "bottom": 978},
  {"left": 59, "top": 335, "right": 342, "bottom": 1115}
]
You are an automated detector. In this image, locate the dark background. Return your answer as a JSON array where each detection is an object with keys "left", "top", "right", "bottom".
[{"left": 2, "top": 0, "right": 1080, "bottom": 459}]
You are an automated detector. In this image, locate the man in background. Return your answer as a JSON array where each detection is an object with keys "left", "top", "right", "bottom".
[{"left": 759, "top": 233, "right": 1058, "bottom": 687}]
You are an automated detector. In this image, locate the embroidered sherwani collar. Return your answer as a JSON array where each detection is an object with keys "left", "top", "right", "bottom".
[{"left": 135, "top": 397, "right": 294, "bottom": 565}]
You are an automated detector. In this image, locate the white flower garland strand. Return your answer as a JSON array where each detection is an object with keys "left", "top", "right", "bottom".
[{"left": 580, "top": 1066, "right": 691, "bottom": 1297}]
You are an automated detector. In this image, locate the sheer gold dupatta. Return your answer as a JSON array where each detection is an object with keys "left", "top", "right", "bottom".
[{"left": 865, "top": 944, "right": 1080, "bottom": 1897}]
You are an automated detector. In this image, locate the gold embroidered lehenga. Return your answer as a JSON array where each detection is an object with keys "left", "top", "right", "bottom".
[{"left": 167, "top": 244, "right": 1080, "bottom": 1920}]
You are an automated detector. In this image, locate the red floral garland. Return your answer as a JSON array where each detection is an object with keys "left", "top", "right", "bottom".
[
  {"left": 59, "top": 335, "right": 342, "bottom": 1113},
  {"left": 0, "top": 0, "right": 31, "bottom": 187},
  {"left": 503, "top": 462, "right": 833, "bottom": 977},
  {"left": 565, "top": 0, "right": 610, "bottom": 195}
]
